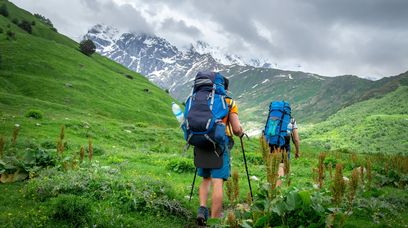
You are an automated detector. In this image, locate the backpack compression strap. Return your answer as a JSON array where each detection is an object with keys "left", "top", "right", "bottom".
[{"left": 276, "top": 108, "right": 287, "bottom": 146}]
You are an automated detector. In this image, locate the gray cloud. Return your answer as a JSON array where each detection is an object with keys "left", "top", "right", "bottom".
[
  {"left": 160, "top": 18, "right": 202, "bottom": 38},
  {"left": 171, "top": 0, "right": 408, "bottom": 78},
  {"left": 10, "top": 0, "right": 408, "bottom": 78},
  {"left": 79, "top": 0, "right": 153, "bottom": 35}
]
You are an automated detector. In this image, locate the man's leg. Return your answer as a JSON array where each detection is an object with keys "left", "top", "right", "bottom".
[
  {"left": 199, "top": 177, "right": 212, "bottom": 207},
  {"left": 211, "top": 178, "right": 224, "bottom": 218}
]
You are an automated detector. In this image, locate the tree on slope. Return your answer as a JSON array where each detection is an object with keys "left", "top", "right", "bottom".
[
  {"left": 79, "top": 39, "right": 96, "bottom": 56},
  {"left": 0, "top": 4, "right": 9, "bottom": 17}
]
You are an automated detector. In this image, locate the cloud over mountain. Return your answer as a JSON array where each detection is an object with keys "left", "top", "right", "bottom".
[{"left": 11, "top": 0, "right": 408, "bottom": 79}]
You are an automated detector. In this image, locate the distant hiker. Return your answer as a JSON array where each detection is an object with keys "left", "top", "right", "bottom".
[
  {"left": 263, "top": 101, "right": 300, "bottom": 186},
  {"left": 182, "top": 72, "right": 243, "bottom": 225}
]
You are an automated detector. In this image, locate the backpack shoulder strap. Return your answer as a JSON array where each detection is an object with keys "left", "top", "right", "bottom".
[{"left": 225, "top": 97, "right": 235, "bottom": 137}]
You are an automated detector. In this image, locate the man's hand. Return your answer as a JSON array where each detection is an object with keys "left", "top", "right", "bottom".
[{"left": 295, "top": 152, "right": 300, "bottom": 159}]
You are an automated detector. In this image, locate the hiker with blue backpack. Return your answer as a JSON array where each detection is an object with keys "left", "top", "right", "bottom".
[
  {"left": 180, "top": 71, "right": 244, "bottom": 225},
  {"left": 264, "top": 101, "right": 300, "bottom": 186}
]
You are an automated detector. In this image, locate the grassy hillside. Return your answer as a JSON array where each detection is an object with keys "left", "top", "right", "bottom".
[
  {"left": 222, "top": 67, "right": 408, "bottom": 128},
  {"left": 302, "top": 86, "right": 408, "bottom": 154},
  {"left": 0, "top": 1, "right": 192, "bottom": 226},
  {"left": 0, "top": 1, "right": 178, "bottom": 129}
]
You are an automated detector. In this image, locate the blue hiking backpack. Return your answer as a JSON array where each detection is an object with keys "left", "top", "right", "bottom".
[
  {"left": 182, "top": 72, "right": 229, "bottom": 155},
  {"left": 264, "top": 101, "right": 292, "bottom": 148}
]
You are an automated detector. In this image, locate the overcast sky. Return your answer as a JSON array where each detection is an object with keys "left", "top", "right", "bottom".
[{"left": 11, "top": 0, "right": 408, "bottom": 79}]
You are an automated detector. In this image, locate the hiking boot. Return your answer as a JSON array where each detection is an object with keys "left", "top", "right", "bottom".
[{"left": 196, "top": 206, "right": 209, "bottom": 226}]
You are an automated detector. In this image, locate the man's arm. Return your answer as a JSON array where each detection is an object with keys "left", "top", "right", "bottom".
[
  {"left": 229, "top": 112, "right": 243, "bottom": 137},
  {"left": 291, "top": 128, "right": 300, "bottom": 158}
]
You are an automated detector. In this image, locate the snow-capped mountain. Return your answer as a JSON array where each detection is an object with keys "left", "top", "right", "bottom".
[
  {"left": 84, "top": 24, "right": 275, "bottom": 100},
  {"left": 191, "top": 40, "right": 272, "bottom": 68},
  {"left": 84, "top": 24, "right": 224, "bottom": 99}
]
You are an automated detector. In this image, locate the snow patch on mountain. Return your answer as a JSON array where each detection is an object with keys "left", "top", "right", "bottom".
[
  {"left": 274, "top": 74, "right": 293, "bottom": 79},
  {"left": 191, "top": 41, "right": 273, "bottom": 68},
  {"left": 308, "top": 73, "right": 325, "bottom": 80}
]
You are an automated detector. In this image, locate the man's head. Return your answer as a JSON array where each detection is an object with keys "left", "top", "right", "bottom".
[{"left": 223, "top": 76, "right": 229, "bottom": 91}]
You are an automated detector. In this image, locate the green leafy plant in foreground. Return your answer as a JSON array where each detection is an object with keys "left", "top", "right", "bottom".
[
  {"left": 166, "top": 157, "right": 195, "bottom": 173},
  {"left": 25, "top": 163, "right": 192, "bottom": 221}
]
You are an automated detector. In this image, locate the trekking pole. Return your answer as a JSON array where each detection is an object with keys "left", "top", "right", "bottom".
[
  {"left": 189, "top": 168, "right": 198, "bottom": 201},
  {"left": 240, "top": 135, "right": 253, "bottom": 201}
]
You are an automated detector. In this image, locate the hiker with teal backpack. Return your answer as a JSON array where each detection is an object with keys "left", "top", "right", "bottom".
[
  {"left": 180, "top": 71, "right": 244, "bottom": 225},
  {"left": 264, "top": 101, "right": 300, "bottom": 187}
]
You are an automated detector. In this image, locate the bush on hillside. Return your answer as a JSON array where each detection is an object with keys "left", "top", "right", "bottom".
[
  {"left": 79, "top": 39, "right": 96, "bottom": 56},
  {"left": 50, "top": 27, "right": 57, "bottom": 32},
  {"left": 124, "top": 74, "right": 133, "bottom": 80},
  {"left": 34, "top": 13, "right": 53, "bottom": 27},
  {"left": 6, "top": 30, "right": 15, "bottom": 40},
  {"left": 18, "top": 20, "right": 32, "bottom": 34},
  {"left": 0, "top": 27, "right": 3, "bottom": 33},
  {"left": 40, "top": 140, "right": 56, "bottom": 149},
  {"left": 31, "top": 20, "right": 35, "bottom": 26},
  {"left": 0, "top": 4, "right": 8, "bottom": 17},
  {"left": 11, "top": 18, "right": 19, "bottom": 25},
  {"left": 25, "top": 109, "right": 43, "bottom": 119},
  {"left": 166, "top": 158, "right": 195, "bottom": 173},
  {"left": 85, "top": 145, "right": 105, "bottom": 155},
  {"left": 51, "top": 194, "right": 91, "bottom": 226}
]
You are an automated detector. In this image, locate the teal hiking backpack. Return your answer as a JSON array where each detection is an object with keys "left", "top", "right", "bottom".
[{"left": 264, "top": 101, "right": 292, "bottom": 148}]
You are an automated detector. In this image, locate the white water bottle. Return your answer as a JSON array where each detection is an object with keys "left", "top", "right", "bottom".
[{"left": 172, "top": 102, "right": 184, "bottom": 123}]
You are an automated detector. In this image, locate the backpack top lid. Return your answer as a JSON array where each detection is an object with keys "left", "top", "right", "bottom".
[
  {"left": 193, "top": 71, "right": 227, "bottom": 95},
  {"left": 269, "top": 100, "right": 291, "bottom": 114}
]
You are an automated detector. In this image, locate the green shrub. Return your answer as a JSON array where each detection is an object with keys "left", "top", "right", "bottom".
[
  {"left": 86, "top": 145, "right": 105, "bottom": 155},
  {"left": 6, "top": 30, "right": 15, "bottom": 40},
  {"left": 79, "top": 39, "right": 96, "bottom": 56},
  {"left": 25, "top": 165, "right": 192, "bottom": 219},
  {"left": 40, "top": 140, "right": 56, "bottom": 149},
  {"left": 166, "top": 158, "right": 195, "bottom": 173},
  {"left": 245, "top": 188, "right": 329, "bottom": 227},
  {"left": 51, "top": 194, "right": 91, "bottom": 226},
  {"left": 124, "top": 74, "right": 133, "bottom": 80},
  {"left": 34, "top": 13, "right": 53, "bottom": 27},
  {"left": 11, "top": 18, "right": 19, "bottom": 25},
  {"left": 0, "top": 4, "right": 8, "bottom": 17},
  {"left": 18, "top": 20, "right": 32, "bottom": 34},
  {"left": 135, "top": 122, "right": 148, "bottom": 128},
  {"left": 324, "top": 157, "right": 337, "bottom": 167},
  {"left": 0, "top": 27, "right": 3, "bottom": 33},
  {"left": 31, "top": 20, "right": 35, "bottom": 26},
  {"left": 29, "top": 148, "right": 56, "bottom": 167},
  {"left": 25, "top": 109, "right": 43, "bottom": 119}
]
